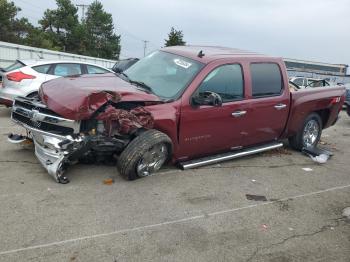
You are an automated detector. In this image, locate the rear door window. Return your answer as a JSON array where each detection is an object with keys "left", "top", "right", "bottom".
[
  {"left": 32, "top": 64, "right": 51, "bottom": 74},
  {"left": 197, "top": 64, "right": 244, "bottom": 102},
  {"left": 86, "top": 65, "right": 109, "bottom": 74},
  {"left": 53, "top": 64, "right": 82, "bottom": 76},
  {"left": 250, "top": 63, "right": 283, "bottom": 97}
]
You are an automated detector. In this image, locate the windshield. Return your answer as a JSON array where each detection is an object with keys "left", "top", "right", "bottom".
[{"left": 124, "top": 51, "right": 204, "bottom": 99}]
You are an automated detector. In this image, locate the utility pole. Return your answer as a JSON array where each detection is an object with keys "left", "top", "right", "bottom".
[
  {"left": 76, "top": 4, "right": 89, "bottom": 22},
  {"left": 143, "top": 40, "right": 148, "bottom": 57}
]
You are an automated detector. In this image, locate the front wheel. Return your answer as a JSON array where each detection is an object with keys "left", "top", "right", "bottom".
[
  {"left": 289, "top": 113, "right": 322, "bottom": 150},
  {"left": 117, "top": 130, "right": 172, "bottom": 180}
]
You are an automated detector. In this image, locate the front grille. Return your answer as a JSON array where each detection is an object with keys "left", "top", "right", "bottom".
[
  {"left": 12, "top": 112, "right": 74, "bottom": 134},
  {"left": 14, "top": 99, "right": 60, "bottom": 117},
  {"left": 11, "top": 97, "right": 80, "bottom": 135}
]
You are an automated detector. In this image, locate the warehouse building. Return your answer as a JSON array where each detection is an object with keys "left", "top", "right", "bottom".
[{"left": 284, "top": 58, "right": 349, "bottom": 84}]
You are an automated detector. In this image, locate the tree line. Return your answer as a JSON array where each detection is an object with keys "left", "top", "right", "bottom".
[{"left": 0, "top": 0, "right": 186, "bottom": 60}]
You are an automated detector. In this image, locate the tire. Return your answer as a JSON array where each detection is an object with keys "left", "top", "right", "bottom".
[
  {"left": 289, "top": 113, "right": 322, "bottom": 150},
  {"left": 117, "top": 129, "right": 172, "bottom": 180},
  {"left": 346, "top": 105, "right": 350, "bottom": 117}
]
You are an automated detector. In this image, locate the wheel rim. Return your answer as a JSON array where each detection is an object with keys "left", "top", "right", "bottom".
[
  {"left": 302, "top": 119, "right": 320, "bottom": 147},
  {"left": 137, "top": 143, "right": 168, "bottom": 177}
]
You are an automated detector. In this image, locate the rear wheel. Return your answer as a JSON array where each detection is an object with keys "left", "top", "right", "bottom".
[
  {"left": 289, "top": 113, "right": 322, "bottom": 150},
  {"left": 117, "top": 130, "right": 172, "bottom": 180}
]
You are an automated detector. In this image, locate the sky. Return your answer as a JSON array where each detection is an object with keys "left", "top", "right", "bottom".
[{"left": 12, "top": 0, "right": 350, "bottom": 69}]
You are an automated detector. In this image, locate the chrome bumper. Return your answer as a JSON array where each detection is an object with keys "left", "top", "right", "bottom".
[{"left": 10, "top": 121, "right": 84, "bottom": 183}]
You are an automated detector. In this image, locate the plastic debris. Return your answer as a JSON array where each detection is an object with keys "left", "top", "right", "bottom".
[
  {"left": 103, "top": 178, "right": 114, "bottom": 185},
  {"left": 302, "top": 146, "right": 333, "bottom": 164},
  {"left": 342, "top": 207, "right": 350, "bottom": 219},
  {"left": 246, "top": 194, "right": 267, "bottom": 201},
  {"left": 310, "top": 154, "right": 329, "bottom": 164},
  {"left": 288, "top": 227, "right": 294, "bottom": 231},
  {"left": 251, "top": 179, "right": 257, "bottom": 182},
  {"left": 302, "top": 168, "right": 313, "bottom": 172},
  {"left": 261, "top": 224, "right": 268, "bottom": 231}
]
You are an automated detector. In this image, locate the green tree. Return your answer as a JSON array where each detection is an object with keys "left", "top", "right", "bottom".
[
  {"left": 39, "top": 0, "right": 79, "bottom": 52},
  {"left": 0, "top": 0, "right": 32, "bottom": 43},
  {"left": 164, "top": 27, "right": 186, "bottom": 47},
  {"left": 85, "top": 1, "right": 121, "bottom": 59}
]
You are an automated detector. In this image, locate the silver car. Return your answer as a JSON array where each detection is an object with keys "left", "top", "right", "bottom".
[{"left": 0, "top": 60, "right": 113, "bottom": 106}]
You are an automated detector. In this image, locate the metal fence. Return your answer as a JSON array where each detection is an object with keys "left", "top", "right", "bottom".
[{"left": 0, "top": 41, "right": 117, "bottom": 69}]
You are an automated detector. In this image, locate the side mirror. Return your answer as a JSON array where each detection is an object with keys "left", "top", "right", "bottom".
[{"left": 192, "top": 91, "right": 223, "bottom": 107}]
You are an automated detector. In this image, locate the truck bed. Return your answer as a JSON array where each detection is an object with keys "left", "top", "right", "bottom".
[{"left": 284, "top": 86, "right": 346, "bottom": 137}]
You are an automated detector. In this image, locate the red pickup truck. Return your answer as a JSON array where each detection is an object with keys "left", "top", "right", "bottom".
[{"left": 9, "top": 46, "right": 345, "bottom": 183}]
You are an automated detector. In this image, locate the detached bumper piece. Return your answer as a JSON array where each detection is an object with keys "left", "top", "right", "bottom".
[
  {"left": 9, "top": 97, "right": 83, "bottom": 183},
  {"left": 9, "top": 131, "right": 84, "bottom": 184}
]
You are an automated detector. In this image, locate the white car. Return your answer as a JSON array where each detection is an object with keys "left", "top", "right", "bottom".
[
  {"left": 0, "top": 60, "right": 113, "bottom": 106},
  {"left": 289, "top": 77, "right": 330, "bottom": 89}
]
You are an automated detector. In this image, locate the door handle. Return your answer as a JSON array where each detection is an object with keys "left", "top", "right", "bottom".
[
  {"left": 274, "top": 104, "right": 287, "bottom": 110},
  {"left": 231, "top": 110, "right": 247, "bottom": 117}
]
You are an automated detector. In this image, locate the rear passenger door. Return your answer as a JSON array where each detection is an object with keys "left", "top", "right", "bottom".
[
  {"left": 48, "top": 63, "right": 83, "bottom": 77},
  {"left": 243, "top": 63, "right": 290, "bottom": 146}
]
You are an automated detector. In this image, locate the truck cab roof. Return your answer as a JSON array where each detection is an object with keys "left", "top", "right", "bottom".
[{"left": 162, "top": 45, "right": 279, "bottom": 64}]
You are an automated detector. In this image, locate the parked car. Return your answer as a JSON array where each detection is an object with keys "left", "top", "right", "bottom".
[
  {"left": 8, "top": 46, "right": 345, "bottom": 183},
  {"left": 290, "top": 77, "right": 330, "bottom": 89},
  {"left": 0, "top": 60, "right": 113, "bottom": 107},
  {"left": 112, "top": 58, "right": 139, "bottom": 73},
  {"left": 344, "top": 83, "right": 350, "bottom": 115}
]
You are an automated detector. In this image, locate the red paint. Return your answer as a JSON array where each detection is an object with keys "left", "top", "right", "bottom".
[
  {"left": 40, "top": 73, "right": 161, "bottom": 120},
  {"left": 39, "top": 46, "right": 346, "bottom": 162},
  {"left": 7, "top": 71, "right": 36, "bottom": 82}
]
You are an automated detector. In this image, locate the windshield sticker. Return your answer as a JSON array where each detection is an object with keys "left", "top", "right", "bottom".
[{"left": 174, "top": 59, "right": 192, "bottom": 69}]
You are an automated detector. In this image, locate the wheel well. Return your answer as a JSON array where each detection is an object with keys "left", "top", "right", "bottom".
[
  {"left": 315, "top": 109, "right": 330, "bottom": 128},
  {"left": 26, "top": 92, "right": 38, "bottom": 98}
]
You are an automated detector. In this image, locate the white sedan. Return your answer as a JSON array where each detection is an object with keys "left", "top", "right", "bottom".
[{"left": 0, "top": 60, "right": 113, "bottom": 106}]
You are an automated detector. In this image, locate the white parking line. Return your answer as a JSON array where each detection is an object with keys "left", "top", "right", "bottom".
[{"left": 0, "top": 184, "right": 350, "bottom": 256}]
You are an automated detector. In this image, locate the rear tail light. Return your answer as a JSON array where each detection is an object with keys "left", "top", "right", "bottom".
[
  {"left": 330, "top": 97, "right": 341, "bottom": 105},
  {"left": 7, "top": 72, "right": 36, "bottom": 82}
]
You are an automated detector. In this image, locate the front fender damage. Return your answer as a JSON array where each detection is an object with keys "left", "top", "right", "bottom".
[{"left": 10, "top": 90, "right": 158, "bottom": 183}]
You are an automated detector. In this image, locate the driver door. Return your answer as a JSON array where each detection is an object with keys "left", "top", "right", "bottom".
[{"left": 178, "top": 64, "right": 249, "bottom": 158}]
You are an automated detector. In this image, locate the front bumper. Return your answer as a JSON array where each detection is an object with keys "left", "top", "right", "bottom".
[
  {"left": 9, "top": 97, "right": 84, "bottom": 183},
  {"left": 9, "top": 124, "right": 84, "bottom": 183}
]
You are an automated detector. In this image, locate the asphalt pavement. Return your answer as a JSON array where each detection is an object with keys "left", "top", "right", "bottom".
[{"left": 0, "top": 106, "right": 349, "bottom": 262}]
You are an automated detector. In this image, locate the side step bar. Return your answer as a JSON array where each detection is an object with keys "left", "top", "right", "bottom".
[{"left": 179, "top": 142, "right": 283, "bottom": 170}]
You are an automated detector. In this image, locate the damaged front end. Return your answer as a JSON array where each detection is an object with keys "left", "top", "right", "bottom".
[{"left": 9, "top": 91, "right": 155, "bottom": 183}]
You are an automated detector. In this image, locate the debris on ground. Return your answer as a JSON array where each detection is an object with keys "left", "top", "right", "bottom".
[
  {"left": 302, "top": 168, "right": 313, "bottom": 172},
  {"left": 103, "top": 178, "right": 114, "bottom": 185},
  {"left": 261, "top": 224, "right": 268, "bottom": 231},
  {"left": 263, "top": 147, "right": 292, "bottom": 156},
  {"left": 310, "top": 154, "right": 329, "bottom": 164},
  {"left": 342, "top": 207, "right": 350, "bottom": 219},
  {"left": 246, "top": 194, "right": 267, "bottom": 201},
  {"left": 302, "top": 146, "right": 333, "bottom": 164}
]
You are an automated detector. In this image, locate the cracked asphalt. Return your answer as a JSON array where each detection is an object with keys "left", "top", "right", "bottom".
[{"left": 0, "top": 105, "right": 349, "bottom": 262}]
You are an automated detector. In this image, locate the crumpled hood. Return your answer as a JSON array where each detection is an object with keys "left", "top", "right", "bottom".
[{"left": 40, "top": 73, "right": 162, "bottom": 120}]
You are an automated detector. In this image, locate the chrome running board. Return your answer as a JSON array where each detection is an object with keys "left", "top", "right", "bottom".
[{"left": 179, "top": 142, "right": 283, "bottom": 170}]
